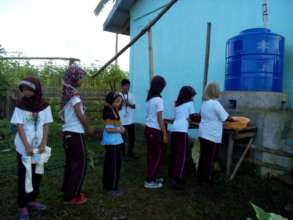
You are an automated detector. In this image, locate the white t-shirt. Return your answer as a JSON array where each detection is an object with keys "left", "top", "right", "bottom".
[
  {"left": 198, "top": 99, "right": 229, "bottom": 143},
  {"left": 119, "top": 92, "right": 135, "bottom": 126},
  {"left": 145, "top": 97, "right": 164, "bottom": 130},
  {"left": 11, "top": 106, "right": 53, "bottom": 156},
  {"left": 172, "top": 101, "right": 196, "bottom": 133},
  {"left": 62, "top": 96, "right": 85, "bottom": 133}
]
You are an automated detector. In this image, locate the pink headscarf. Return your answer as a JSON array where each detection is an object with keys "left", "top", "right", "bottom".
[{"left": 60, "top": 64, "right": 86, "bottom": 114}]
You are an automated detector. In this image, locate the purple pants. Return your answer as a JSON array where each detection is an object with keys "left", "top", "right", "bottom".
[
  {"left": 197, "top": 137, "right": 220, "bottom": 184},
  {"left": 170, "top": 132, "right": 188, "bottom": 180},
  {"left": 144, "top": 126, "right": 165, "bottom": 182},
  {"left": 62, "top": 131, "right": 87, "bottom": 201}
]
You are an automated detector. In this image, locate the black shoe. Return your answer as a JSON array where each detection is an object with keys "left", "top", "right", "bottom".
[{"left": 171, "top": 178, "right": 184, "bottom": 191}]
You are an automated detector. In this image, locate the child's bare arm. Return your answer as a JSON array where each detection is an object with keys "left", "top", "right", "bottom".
[
  {"left": 38, "top": 124, "right": 49, "bottom": 153},
  {"left": 106, "top": 126, "right": 124, "bottom": 134},
  {"left": 17, "top": 124, "right": 33, "bottom": 156},
  {"left": 74, "top": 103, "right": 93, "bottom": 135},
  {"left": 157, "top": 111, "right": 168, "bottom": 144}
]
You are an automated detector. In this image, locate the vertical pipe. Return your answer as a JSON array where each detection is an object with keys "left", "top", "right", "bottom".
[
  {"left": 262, "top": 0, "right": 268, "bottom": 29},
  {"left": 202, "top": 22, "right": 212, "bottom": 95},
  {"left": 148, "top": 28, "right": 155, "bottom": 81}
]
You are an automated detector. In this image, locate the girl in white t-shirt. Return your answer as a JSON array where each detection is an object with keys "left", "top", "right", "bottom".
[
  {"left": 170, "top": 86, "right": 197, "bottom": 190},
  {"left": 144, "top": 75, "right": 167, "bottom": 189},
  {"left": 198, "top": 83, "right": 233, "bottom": 186},
  {"left": 11, "top": 77, "right": 53, "bottom": 220},
  {"left": 60, "top": 65, "right": 93, "bottom": 205}
]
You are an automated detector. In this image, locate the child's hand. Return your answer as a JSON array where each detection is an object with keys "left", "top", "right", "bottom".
[
  {"left": 118, "top": 126, "right": 125, "bottom": 133},
  {"left": 25, "top": 145, "right": 34, "bottom": 156},
  {"left": 38, "top": 143, "right": 46, "bottom": 154},
  {"left": 163, "top": 132, "right": 168, "bottom": 144},
  {"left": 86, "top": 126, "right": 95, "bottom": 137}
]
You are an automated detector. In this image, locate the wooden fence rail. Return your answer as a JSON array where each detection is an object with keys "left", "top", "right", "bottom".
[{"left": 0, "top": 87, "right": 105, "bottom": 118}]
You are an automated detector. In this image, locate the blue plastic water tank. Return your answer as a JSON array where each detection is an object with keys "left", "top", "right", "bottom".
[{"left": 225, "top": 28, "right": 285, "bottom": 92}]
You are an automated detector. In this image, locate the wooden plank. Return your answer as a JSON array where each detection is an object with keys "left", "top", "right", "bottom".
[
  {"left": 91, "top": 0, "right": 178, "bottom": 78},
  {"left": 202, "top": 22, "right": 212, "bottom": 94},
  {"left": 230, "top": 138, "right": 254, "bottom": 180},
  {"left": 233, "top": 132, "right": 257, "bottom": 140},
  {"left": 0, "top": 57, "right": 80, "bottom": 62},
  {"left": 247, "top": 158, "right": 290, "bottom": 172},
  {"left": 148, "top": 28, "right": 154, "bottom": 81},
  {"left": 226, "top": 134, "right": 234, "bottom": 176},
  {"left": 254, "top": 147, "right": 293, "bottom": 158}
]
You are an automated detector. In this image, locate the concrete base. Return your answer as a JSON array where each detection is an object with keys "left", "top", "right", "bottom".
[
  {"left": 220, "top": 91, "right": 288, "bottom": 111},
  {"left": 220, "top": 91, "right": 293, "bottom": 176}
]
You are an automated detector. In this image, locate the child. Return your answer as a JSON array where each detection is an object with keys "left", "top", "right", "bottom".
[
  {"left": 198, "top": 83, "right": 233, "bottom": 186},
  {"left": 119, "top": 79, "right": 137, "bottom": 159},
  {"left": 144, "top": 75, "right": 168, "bottom": 189},
  {"left": 11, "top": 77, "right": 53, "bottom": 220},
  {"left": 60, "top": 64, "right": 93, "bottom": 205},
  {"left": 101, "top": 92, "right": 125, "bottom": 196},
  {"left": 170, "top": 86, "right": 197, "bottom": 190}
]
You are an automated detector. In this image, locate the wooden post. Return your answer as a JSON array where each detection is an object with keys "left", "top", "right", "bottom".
[
  {"left": 226, "top": 134, "right": 234, "bottom": 177},
  {"left": 115, "top": 33, "right": 119, "bottom": 66},
  {"left": 148, "top": 28, "right": 154, "bottom": 81},
  {"left": 202, "top": 22, "right": 212, "bottom": 95},
  {"left": 90, "top": 0, "right": 178, "bottom": 78}
]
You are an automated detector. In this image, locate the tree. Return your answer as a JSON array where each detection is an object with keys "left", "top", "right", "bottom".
[
  {"left": 0, "top": 45, "right": 6, "bottom": 57},
  {"left": 94, "top": 0, "right": 115, "bottom": 16},
  {"left": 102, "top": 65, "right": 127, "bottom": 91}
]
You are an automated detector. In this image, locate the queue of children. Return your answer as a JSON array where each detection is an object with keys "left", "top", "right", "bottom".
[{"left": 11, "top": 64, "right": 233, "bottom": 220}]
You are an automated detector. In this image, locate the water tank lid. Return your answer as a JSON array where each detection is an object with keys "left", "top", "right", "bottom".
[{"left": 240, "top": 28, "right": 271, "bottom": 34}]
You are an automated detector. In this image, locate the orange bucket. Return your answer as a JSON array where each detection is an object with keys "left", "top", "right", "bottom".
[{"left": 224, "top": 116, "right": 250, "bottom": 129}]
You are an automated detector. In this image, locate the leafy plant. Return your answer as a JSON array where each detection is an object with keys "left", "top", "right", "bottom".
[
  {"left": 247, "top": 203, "right": 288, "bottom": 220},
  {"left": 101, "top": 65, "right": 127, "bottom": 91}
]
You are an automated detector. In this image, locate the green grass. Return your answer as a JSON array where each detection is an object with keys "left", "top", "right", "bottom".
[{"left": 0, "top": 121, "right": 292, "bottom": 220}]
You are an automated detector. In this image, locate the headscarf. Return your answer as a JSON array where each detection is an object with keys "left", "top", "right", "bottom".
[
  {"left": 60, "top": 64, "right": 86, "bottom": 111},
  {"left": 146, "top": 75, "right": 166, "bottom": 101},
  {"left": 16, "top": 76, "right": 48, "bottom": 112},
  {"left": 175, "top": 86, "right": 197, "bottom": 107},
  {"left": 103, "top": 92, "right": 122, "bottom": 121}
]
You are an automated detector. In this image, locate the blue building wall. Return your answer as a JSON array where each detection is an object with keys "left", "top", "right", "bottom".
[{"left": 128, "top": 0, "right": 293, "bottom": 123}]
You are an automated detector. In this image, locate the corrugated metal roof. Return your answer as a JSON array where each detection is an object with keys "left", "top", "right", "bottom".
[{"left": 103, "top": 0, "right": 137, "bottom": 35}]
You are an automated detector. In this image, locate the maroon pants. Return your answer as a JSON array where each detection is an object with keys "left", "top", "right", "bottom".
[
  {"left": 170, "top": 132, "right": 188, "bottom": 180},
  {"left": 17, "top": 153, "right": 42, "bottom": 208},
  {"left": 197, "top": 137, "right": 220, "bottom": 184},
  {"left": 144, "top": 126, "right": 164, "bottom": 182},
  {"left": 62, "top": 131, "right": 87, "bottom": 201}
]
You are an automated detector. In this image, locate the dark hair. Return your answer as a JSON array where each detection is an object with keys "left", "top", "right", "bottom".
[
  {"left": 121, "top": 79, "right": 130, "bottom": 86},
  {"left": 175, "top": 86, "right": 196, "bottom": 107},
  {"left": 105, "top": 92, "right": 121, "bottom": 105},
  {"left": 146, "top": 75, "right": 166, "bottom": 101},
  {"left": 103, "top": 92, "right": 121, "bottom": 120}
]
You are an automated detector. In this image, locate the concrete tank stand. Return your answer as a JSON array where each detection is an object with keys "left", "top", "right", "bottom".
[{"left": 220, "top": 91, "right": 293, "bottom": 176}]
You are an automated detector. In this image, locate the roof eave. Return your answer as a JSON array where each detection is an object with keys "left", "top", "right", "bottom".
[{"left": 102, "top": 0, "right": 136, "bottom": 35}]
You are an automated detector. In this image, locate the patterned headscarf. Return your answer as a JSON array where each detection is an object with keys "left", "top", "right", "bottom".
[{"left": 60, "top": 64, "right": 86, "bottom": 112}]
